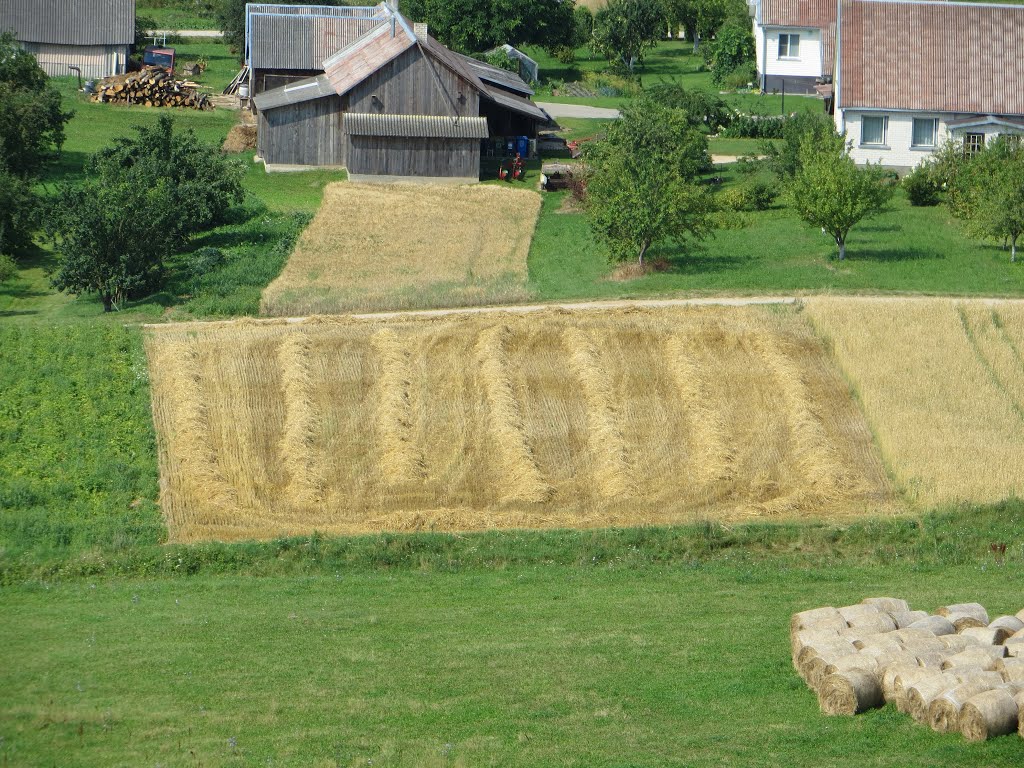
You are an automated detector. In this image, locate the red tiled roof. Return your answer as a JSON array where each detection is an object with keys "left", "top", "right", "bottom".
[
  {"left": 761, "top": 0, "right": 838, "bottom": 75},
  {"left": 839, "top": 0, "right": 1024, "bottom": 115}
]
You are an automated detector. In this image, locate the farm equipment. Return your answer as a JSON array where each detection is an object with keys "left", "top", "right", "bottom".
[
  {"left": 498, "top": 154, "right": 524, "bottom": 182},
  {"left": 143, "top": 46, "right": 176, "bottom": 74}
]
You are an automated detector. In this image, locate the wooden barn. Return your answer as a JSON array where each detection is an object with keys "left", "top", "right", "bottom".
[
  {"left": 250, "top": 3, "right": 548, "bottom": 182},
  {"left": 0, "top": 0, "right": 134, "bottom": 80}
]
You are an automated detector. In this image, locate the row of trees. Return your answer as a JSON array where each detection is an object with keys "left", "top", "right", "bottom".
[{"left": 582, "top": 96, "right": 893, "bottom": 264}]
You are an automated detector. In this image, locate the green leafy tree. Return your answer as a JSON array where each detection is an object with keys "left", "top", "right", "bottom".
[
  {"left": 646, "top": 82, "right": 734, "bottom": 132},
  {"left": 702, "top": 21, "right": 754, "bottom": 84},
  {"left": 946, "top": 137, "right": 1024, "bottom": 262},
  {"left": 47, "top": 116, "right": 245, "bottom": 311},
  {"left": 0, "top": 31, "right": 72, "bottom": 259},
  {"left": 789, "top": 134, "right": 892, "bottom": 261},
  {"left": 584, "top": 99, "right": 713, "bottom": 265},
  {"left": 593, "top": 0, "right": 664, "bottom": 73},
  {"left": 763, "top": 111, "right": 838, "bottom": 178},
  {"left": 402, "top": 0, "right": 575, "bottom": 53}
]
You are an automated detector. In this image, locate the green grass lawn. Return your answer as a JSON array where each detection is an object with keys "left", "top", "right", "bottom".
[
  {"left": 3, "top": 560, "right": 1023, "bottom": 767},
  {"left": 137, "top": 1, "right": 218, "bottom": 31},
  {"left": 528, "top": 187, "right": 1024, "bottom": 300}
]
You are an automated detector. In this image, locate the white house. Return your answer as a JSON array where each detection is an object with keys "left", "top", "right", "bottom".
[
  {"left": 751, "top": 0, "right": 836, "bottom": 94},
  {"left": 836, "top": 0, "right": 1024, "bottom": 169}
]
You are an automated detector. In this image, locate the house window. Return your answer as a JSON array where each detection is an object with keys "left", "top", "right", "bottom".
[
  {"left": 778, "top": 33, "right": 800, "bottom": 59},
  {"left": 911, "top": 118, "right": 938, "bottom": 148},
  {"left": 1002, "top": 133, "right": 1022, "bottom": 147},
  {"left": 861, "top": 116, "right": 887, "bottom": 146},
  {"left": 964, "top": 132, "right": 985, "bottom": 156}
]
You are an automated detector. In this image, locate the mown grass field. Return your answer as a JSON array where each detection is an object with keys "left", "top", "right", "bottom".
[
  {"left": 144, "top": 305, "right": 893, "bottom": 542},
  {"left": 3, "top": 561, "right": 1024, "bottom": 767}
]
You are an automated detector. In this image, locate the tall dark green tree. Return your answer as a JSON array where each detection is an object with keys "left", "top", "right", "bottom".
[
  {"left": 402, "top": 0, "right": 576, "bottom": 53},
  {"left": 46, "top": 116, "right": 245, "bottom": 311},
  {"left": 0, "top": 32, "right": 73, "bottom": 260}
]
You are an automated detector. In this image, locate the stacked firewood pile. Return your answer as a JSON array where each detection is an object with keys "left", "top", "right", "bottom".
[
  {"left": 91, "top": 67, "right": 212, "bottom": 110},
  {"left": 793, "top": 598, "right": 1024, "bottom": 741}
]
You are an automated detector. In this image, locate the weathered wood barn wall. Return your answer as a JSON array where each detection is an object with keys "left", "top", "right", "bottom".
[
  {"left": 0, "top": 0, "right": 134, "bottom": 79},
  {"left": 257, "top": 95, "right": 348, "bottom": 167}
]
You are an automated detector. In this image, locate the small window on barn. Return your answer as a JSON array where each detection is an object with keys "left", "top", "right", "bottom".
[
  {"left": 964, "top": 133, "right": 985, "bottom": 156},
  {"left": 911, "top": 118, "right": 938, "bottom": 148},
  {"left": 778, "top": 33, "right": 800, "bottom": 59},
  {"left": 861, "top": 116, "right": 887, "bottom": 146}
]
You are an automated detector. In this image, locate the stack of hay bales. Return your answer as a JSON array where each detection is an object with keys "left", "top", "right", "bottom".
[{"left": 792, "top": 599, "right": 1024, "bottom": 741}]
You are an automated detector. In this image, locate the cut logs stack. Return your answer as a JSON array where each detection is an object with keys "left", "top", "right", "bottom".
[
  {"left": 792, "top": 599, "right": 1024, "bottom": 742},
  {"left": 91, "top": 67, "right": 212, "bottom": 110}
]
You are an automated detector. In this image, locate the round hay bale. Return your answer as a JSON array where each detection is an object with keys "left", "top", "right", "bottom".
[
  {"left": 959, "top": 626, "right": 1014, "bottom": 646},
  {"left": 914, "top": 650, "right": 948, "bottom": 669},
  {"left": 892, "top": 627, "right": 946, "bottom": 648},
  {"left": 882, "top": 663, "right": 927, "bottom": 704},
  {"left": 1016, "top": 608, "right": 1024, "bottom": 622},
  {"left": 812, "top": 655, "right": 877, "bottom": 693},
  {"left": 960, "top": 688, "right": 1019, "bottom": 741},
  {"left": 853, "top": 633, "right": 903, "bottom": 653},
  {"left": 937, "top": 634, "right": 977, "bottom": 652},
  {"left": 894, "top": 668, "right": 943, "bottom": 712},
  {"left": 847, "top": 613, "right": 897, "bottom": 634},
  {"left": 1000, "top": 662, "right": 1024, "bottom": 684},
  {"left": 792, "top": 628, "right": 840, "bottom": 664},
  {"left": 889, "top": 609, "right": 929, "bottom": 629},
  {"left": 938, "top": 603, "right": 990, "bottom": 625},
  {"left": 818, "top": 669, "right": 884, "bottom": 715},
  {"left": 929, "top": 678, "right": 1004, "bottom": 734},
  {"left": 838, "top": 603, "right": 882, "bottom": 623},
  {"left": 862, "top": 597, "right": 910, "bottom": 614},
  {"left": 791, "top": 607, "right": 845, "bottom": 634},
  {"left": 907, "top": 675, "right": 957, "bottom": 724},
  {"left": 989, "top": 615, "right": 1024, "bottom": 634},
  {"left": 908, "top": 615, "right": 956, "bottom": 636},
  {"left": 949, "top": 613, "right": 988, "bottom": 632},
  {"left": 796, "top": 637, "right": 857, "bottom": 682},
  {"left": 942, "top": 647, "right": 1005, "bottom": 670}
]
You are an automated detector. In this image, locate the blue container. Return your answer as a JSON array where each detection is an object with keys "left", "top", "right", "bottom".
[{"left": 516, "top": 135, "right": 529, "bottom": 158}]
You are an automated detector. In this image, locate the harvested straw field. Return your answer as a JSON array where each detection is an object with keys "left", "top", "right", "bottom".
[
  {"left": 805, "top": 298, "right": 1024, "bottom": 506},
  {"left": 145, "top": 306, "right": 894, "bottom": 542},
  {"left": 260, "top": 183, "right": 541, "bottom": 316}
]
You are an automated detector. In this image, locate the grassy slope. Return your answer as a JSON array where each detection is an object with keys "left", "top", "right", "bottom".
[
  {"left": 528, "top": 188, "right": 1024, "bottom": 300},
  {"left": 3, "top": 562, "right": 1024, "bottom": 767},
  {"left": 136, "top": 1, "right": 218, "bottom": 31}
]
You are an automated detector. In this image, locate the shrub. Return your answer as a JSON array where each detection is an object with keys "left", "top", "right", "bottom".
[
  {"left": 718, "top": 180, "right": 778, "bottom": 212},
  {"left": 646, "top": 83, "right": 734, "bottom": 132},
  {"left": 721, "top": 113, "right": 786, "bottom": 139},
  {"left": 721, "top": 62, "right": 757, "bottom": 91},
  {"left": 581, "top": 70, "right": 642, "bottom": 98},
  {"left": 184, "top": 246, "right": 227, "bottom": 278},
  {"left": 902, "top": 165, "right": 941, "bottom": 206}
]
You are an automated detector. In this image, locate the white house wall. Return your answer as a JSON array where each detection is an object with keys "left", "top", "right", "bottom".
[
  {"left": 843, "top": 109, "right": 1024, "bottom": 168},
  {"left": 762, "top": 27, "right": 822, "bottom": 79}
]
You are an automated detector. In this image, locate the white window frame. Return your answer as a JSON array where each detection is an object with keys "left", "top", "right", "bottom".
[
  {"left": 860, "top": 115, "right": 888, "bottom": 147},
  {"left": 778, "top": 33, "right": 800, "bottom": 60},
  {"left": 911, "top": 117, "right": 938, "bottom": 148}
]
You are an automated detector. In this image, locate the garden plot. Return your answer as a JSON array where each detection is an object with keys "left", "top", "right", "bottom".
[
  {"left": 145, "top": 306, "right": 894, "bottom": 542},
  {"left": 260, "top": 182, "right": 542, "bottom": 316}
]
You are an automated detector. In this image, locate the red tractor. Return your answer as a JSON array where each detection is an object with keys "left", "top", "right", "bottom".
[{"left": 498, "top": 154, "right": 524, "bottom": 182}]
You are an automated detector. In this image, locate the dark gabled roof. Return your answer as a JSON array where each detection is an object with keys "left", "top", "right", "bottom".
[
  {"left": 252, "top": 74, "right": 336, "bottom": 110},
  {"left": 839, "top": 0, "right": 1024, "bottom": 115},
  {"left": 344, "top": 113, "right": 489, "bottom": 138},
  {"left": 1, "top": 0, "right": 134, "bottom": 46},
  {"left": 456, "top": 53, "right": 534, "bottom": 96},
  {"left": 247, "top": 3, "right": 388, "bottom": 70},
  {"left": 481, "top": 85, "right": 549, "bottom": 122}
]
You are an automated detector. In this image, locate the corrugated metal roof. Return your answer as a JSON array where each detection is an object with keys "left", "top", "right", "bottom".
[
  {"left": 253, "top": 74, "right": 336, "bottom": 110},
  {"left": 247, "top": 3, "right": 388, "bottom": 70},
  {"left": 344, "top": 113, "right": 489, "bottom": 138},
  {"left": 481, "top": 85, "right": 549, "bottom": 122},
  {"left": 457, "top": 53, "right": 534, "bottom": 96},
  {"left": 323, "top": 20, "right": 416, "bottom": 96},
  {"left": 761, "top": 0, "right": 837, "bottom": 73},
  {"left": 839, "top": 0, "right": 1024, "bottom": 115},
  {"left": 1, "top": 0, "right": 134, "bottom": 46}
]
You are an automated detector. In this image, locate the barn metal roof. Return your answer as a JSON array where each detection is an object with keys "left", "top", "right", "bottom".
[
  {"left": 838, "top": 0, "right": 1024, "bottom": 115},
  {"left": 252, "top": 74, "right": 336, "bottom": 110},
  {"left": 481, "top": 86, "right": 549, "bottom": 122},
  {"left": 344, "top": 113, "right": 489, "bottom": 138},
  {"left": 456, "top": 53, "right": 535, "bottom": 96},
  {"left": 1, "top": 0, "right": 134, "bottom": 46},
  {"left": 323, "top": 17, "right": 417, "bottom": 96},
  {"left": 246, "top": 3, "right": 388, "bottom": 70}
]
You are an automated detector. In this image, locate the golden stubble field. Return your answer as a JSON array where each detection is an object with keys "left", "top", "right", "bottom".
[
  {"left": 145, "top": 306, "right": 895, "bottom": 543},
  {"left": 805, "top": 297, "right": 1024, "bottom": 506},
  {"left": 260, "top": 183, "right": 542, "bottom": 317}
]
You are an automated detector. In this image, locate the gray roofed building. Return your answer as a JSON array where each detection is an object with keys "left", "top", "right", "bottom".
[
  {"left": 0, "top": 0, "right": 135, "bottom": 78},
  {"left": 246, "top": 3, "right": 388, "bottom": 71}
]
